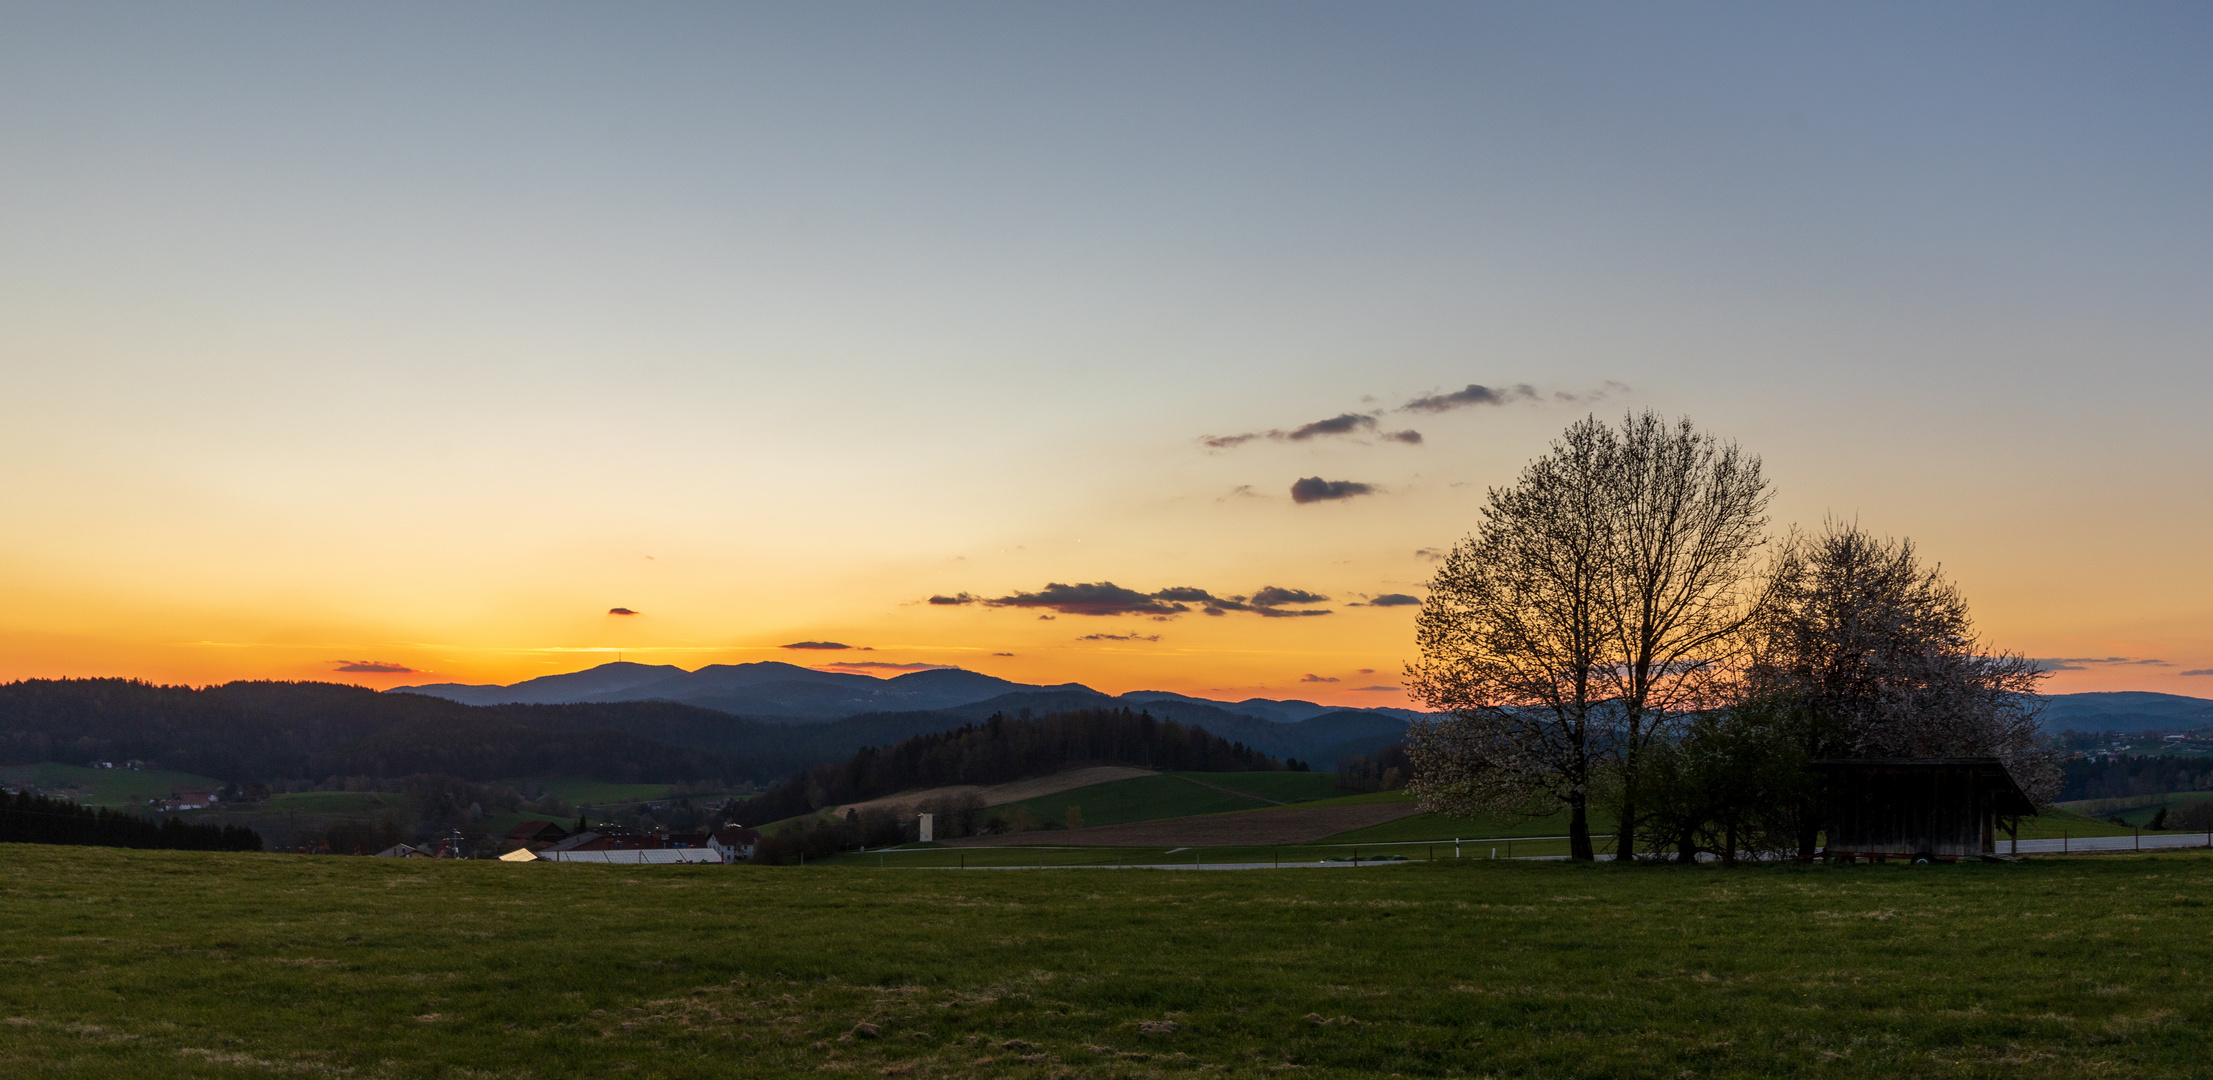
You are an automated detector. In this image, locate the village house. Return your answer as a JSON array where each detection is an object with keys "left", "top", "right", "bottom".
[{"left": 708, "top": 826, "right": 759, "bottom": 863}]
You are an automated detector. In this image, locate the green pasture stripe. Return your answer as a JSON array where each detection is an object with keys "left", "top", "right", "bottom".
[{"left": 8, "top": 844, "right": 2213, "bottom": 1078}]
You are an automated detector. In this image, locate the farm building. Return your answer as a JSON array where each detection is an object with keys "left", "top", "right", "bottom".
[
  {"left": 1813, "top": 758, "right": 2037, "bottom": 861},
  {"left": 499, "top": 819, "right": 570, "bottom": 853}
]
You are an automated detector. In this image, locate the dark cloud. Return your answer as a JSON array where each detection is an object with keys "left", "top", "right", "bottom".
[
  {"left": 983, "top": 581, "right": 1189, "bottom": 617},
  {"left": 1350, "top": 685, "right": 1403, "bottom": 692},
  {"left": 927, "top": 593, "right": 976, "bottom": 605},
  {"left": 1290, "top": 477, "right": 1375, "bottom": 504},
  {"left": 1287, "top": 413, "right": 1376, "bottom": 440},
  {"left": 1300, "top": 674, "right": 1340, "bottom": 683},
  {"left": 1151, "top": 586, "right": 1220, "bottom": 602},
  {"left": 1199, "top": 432, "right": 1264, "bottom": 450},
  {"left": 1414, "top": 548, "right": 1445, "bottom": 561},
  {"left": 334, "top": 661, "right": 415, "bottom": 673},
  {"left": 931, "top": 582, "right": 1335, "bottom": 620},
  {"left": 992, "top": 652, "right": 1016, "bottom": 657},
  {"left": 1079, "top": 633, "right": 1161, "bottom": 642},
  {"left": 1358, "top": 668, "right": 1375, "bottom": 674},
  {"left": 2032, "top": 656, "right": 2171, "bottom": 672},
  {"left": 1384, "top": 430, "right": 1423, "bottom": 444},
  {"left": 608, "top": 607, "right": 639, "bottom": 616},
  {"left": 1367, "top": 593, "right": 1420, "bottom": 607},
  {"left": 780, "top": 641, "right": 851, "bottom": 650},
  {"left": 2184, "top": 669, "right": 2213, "bottom": 677}
]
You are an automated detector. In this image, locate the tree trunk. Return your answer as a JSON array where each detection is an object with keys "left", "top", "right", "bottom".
[
  {"left": 1614, "top": 775, "right": 1637, "bottom": 862},
  {"left": 1722, "top": 818, "right": 1738, "bottom": 867},
  {"left": 1568, "top": 797, "right": 1595, "bottom": 862}
]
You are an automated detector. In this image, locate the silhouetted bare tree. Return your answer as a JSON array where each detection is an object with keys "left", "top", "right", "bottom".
[
  {"left": 1406, "top": 413, "right": 1772, "bottom": 860},
  {"left": 1750, "top": 521, "right": 2056, "bottom": 857}
]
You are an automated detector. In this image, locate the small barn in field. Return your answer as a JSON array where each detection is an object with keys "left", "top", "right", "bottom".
[{"left": 1814, "top": 758, "right": 2037, "bottom": 862}]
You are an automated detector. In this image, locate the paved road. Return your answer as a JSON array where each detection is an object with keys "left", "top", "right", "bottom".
[
  {"left": 1998, "top": 833, "right": 2208, "bottom": 855},
  {"left": 905, "top": 833, "right": 2213, "bottom": 869}
]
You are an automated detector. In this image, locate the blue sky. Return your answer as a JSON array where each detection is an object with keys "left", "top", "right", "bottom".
[{"left": 2, "top": 3, "right": 2208, "bottom": 695}]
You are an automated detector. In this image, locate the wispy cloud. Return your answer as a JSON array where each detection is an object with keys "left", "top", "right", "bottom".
[
  {"left": 1203, "top": 383, "right": 1621, "bottom": 454},
  {"left": 1300, "top": 674, "right": 1340, "bottom": 683},
  {"left": 1201, "top": 412, "right": 1422, "bottom": 451},
  {"left": 1290, "top": 477, "right": 1375, "bottom": 504},
  {"left": 2183, "top": 669, "right": 2213, "bottom": 677},
  {"left": 814, "top": 661, "right": 955, "bottom": 675},
  {"left": 2032, "top": 656, "right": 2172, "bottom": 672},
  {"left": 1079, "top": 633, "right": 1161, "bottom": 642},
  {"left": 334, "top": 661, "right": 415, "bottom": 673},
  {"left": 927, "top": 593, "right": 976, "bottom": 605},
  {"left": 1350, "top": 685, "right": 1403, "bottom": 692},
  {"left": 1414, "top": 547, "right": 1446, "bottom": 561},
  {"left": 1400, "top": 381, "right": 1626, "bottom": 414}
]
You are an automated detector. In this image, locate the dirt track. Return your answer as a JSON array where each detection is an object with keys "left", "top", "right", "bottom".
[{"left": 942, "top": 801, "right": 1422, "bottom": 847}]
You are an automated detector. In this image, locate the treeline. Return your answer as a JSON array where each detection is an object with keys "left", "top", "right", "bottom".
[
  {"left": 735, "top": 708, "right": 1283, "bottom": 826},
  {"left": 1, "top": 791, "right": 261, "bottom": 851},
  {"left": 2061, "top": 755, "right": 2213, "bottom": 803}
]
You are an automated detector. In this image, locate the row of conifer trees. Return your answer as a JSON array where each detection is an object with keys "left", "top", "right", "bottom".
[{"left": 0, "top": 790, "right": 262, "bottom": 851}]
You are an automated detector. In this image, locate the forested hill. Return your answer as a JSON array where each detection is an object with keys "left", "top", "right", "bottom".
[
  {"left": 0, "top": 679, "right": 746, "bottom": 785},
  {"left": 0, "top": 677, "right": 1414, "bottom": 789},
  {"left": 734, "top": 708, "right": 1286, "bottom": 825}
]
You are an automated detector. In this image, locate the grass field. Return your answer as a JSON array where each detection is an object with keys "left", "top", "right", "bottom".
[
  {"left": 0, "top": 763, "right": 226, "bottom": 808},
  {"left": 1168, "top": 771, "right": 1346, "bottom": 804},
  {"left": 7, "top": 844, "right": 2213, "bottom": 1078},
  {"left": 516, "top": 778, "right": 677, "bottom": 806}
]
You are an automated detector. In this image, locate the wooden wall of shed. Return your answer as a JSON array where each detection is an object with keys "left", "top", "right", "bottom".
[{"left": 1825, "top": 765, "right": 1991, "bottom": 857}]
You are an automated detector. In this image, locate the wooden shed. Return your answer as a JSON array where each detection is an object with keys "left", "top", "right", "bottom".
[{"left": 1812, "top": 758, "right": 2037, "bottom": 862}]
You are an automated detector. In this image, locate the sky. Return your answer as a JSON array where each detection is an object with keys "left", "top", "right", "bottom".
[{"left": 2, "top": 2, "right": 2210, "bottom": 704}]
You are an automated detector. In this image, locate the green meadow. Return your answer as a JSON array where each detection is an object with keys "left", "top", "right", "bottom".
[{"left": 7, "top": 844, "right": 2213, "bottom": 1079}]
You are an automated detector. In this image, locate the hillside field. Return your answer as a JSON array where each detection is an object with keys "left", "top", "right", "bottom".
[
  {"left": 0, "top": 763, "right": 226, "bottom": 808},
  {"left": 7, "top": 846, "right": 2213, "bottom": 1078}
]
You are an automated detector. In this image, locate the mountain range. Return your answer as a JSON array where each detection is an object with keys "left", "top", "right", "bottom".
[
  {"left": 2036, "top": 691, "right": 2213, "bottom": 735},
  {"left": 392, "top": 662, "right": 1422, "bottom": 727}
]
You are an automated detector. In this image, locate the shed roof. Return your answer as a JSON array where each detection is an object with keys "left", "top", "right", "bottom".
[{"left": 1811, "top": 757, "right": 2036, "bottom": 817}]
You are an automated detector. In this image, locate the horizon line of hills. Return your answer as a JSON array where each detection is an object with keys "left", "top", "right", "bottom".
[
  {"left": 391, "top": 661, "right": 2213, "bottom": 738},
  {"left": 389, "top": 660, "right": 1426, "bottom": 726},
  {"left": 0, "top": 663, "right": 2205, "bottom": 797}
]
